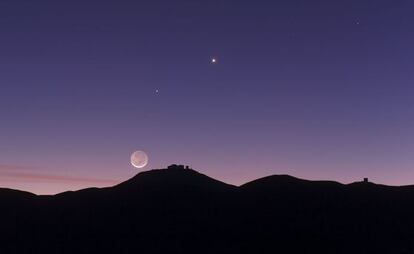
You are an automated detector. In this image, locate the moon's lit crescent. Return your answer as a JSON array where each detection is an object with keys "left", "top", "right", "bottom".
[{"left": 131, "top": 151, "right": 148, "bottom": 169}]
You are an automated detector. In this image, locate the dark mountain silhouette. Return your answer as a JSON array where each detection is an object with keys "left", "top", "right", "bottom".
[
  {"left": 0, "top": 188, "right": 36, "bottom": 200},
  {"left": 1, "top": 165, "right": 414, "bottom": 254},
  {"left": 114, "top": 166, "right": 236, "bottom": 193}
]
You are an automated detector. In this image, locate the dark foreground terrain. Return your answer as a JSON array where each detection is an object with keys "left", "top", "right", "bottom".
[{"left": 2, "top": 166, "right": 414, "bottom": 254}]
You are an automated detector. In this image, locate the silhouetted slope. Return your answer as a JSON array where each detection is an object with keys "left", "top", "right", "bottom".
[
  {"left": 1, "top": 167, "right": 414, "bottom": 254},
  {"left": 0, "top": 188, "right": 36, "bottom": 200},
  {"left": 0, "top": 188, "right": 36, "bottom": 211},
  {"left": 241, "top": 174, "right": 344, "bottom": 192},
  {"left": 115, "top": 167, "right": 236, "bottom": 193}
]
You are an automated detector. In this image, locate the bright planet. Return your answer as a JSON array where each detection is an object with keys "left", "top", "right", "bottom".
[{"left": 130, "top": 150, "right": 149, "bottom": 169}]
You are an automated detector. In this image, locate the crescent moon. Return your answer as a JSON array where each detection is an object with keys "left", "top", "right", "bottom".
[{"left": 131, "top": 151, "right": 149, "bottom": 169}]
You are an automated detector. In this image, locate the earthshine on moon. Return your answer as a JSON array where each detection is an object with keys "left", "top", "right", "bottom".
[{"left": 131, "top": 150, "right": 149, "bottom": 169}]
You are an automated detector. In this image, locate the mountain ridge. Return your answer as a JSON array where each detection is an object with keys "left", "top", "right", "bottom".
[
  {"left": 0, "top": 166, "right": 407, "bottom": 196},
  {"left": 1, "top": 165, "right": 414, "bottom": 253}
]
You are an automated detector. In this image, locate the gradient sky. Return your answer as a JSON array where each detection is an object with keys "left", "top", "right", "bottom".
[{"left": 1, "top": 0, "right": 414, "bottom": 194}]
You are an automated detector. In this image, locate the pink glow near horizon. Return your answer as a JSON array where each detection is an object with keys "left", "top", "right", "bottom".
[
  {"left": 0, "top": 164, "right": 120, "bottom": 194},
  {"left": 2, "top": 159, "right": 414, "bottom": 195}
]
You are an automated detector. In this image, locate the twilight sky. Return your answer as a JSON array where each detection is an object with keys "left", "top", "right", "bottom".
[{"left": 1, "top": 0, "right": 414, "bottom": 194}]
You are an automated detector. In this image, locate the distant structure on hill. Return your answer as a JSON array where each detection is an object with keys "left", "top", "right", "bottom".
[
  {"left": 168, "top": 164, "right": 191, "bottom": 170},
  {"left": 364, "top": 178, "right": 369, "bottom": 183}
]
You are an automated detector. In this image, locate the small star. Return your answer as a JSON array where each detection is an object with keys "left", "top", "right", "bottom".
[
  {"left": 211, "top": 58, "right": 217, "bottom": 64},
  {"left": 356, "top": 21, "right": 360, "bottom": 25},
  {"left": 155, "top": 89, "right": 159, "bottom": 94}
]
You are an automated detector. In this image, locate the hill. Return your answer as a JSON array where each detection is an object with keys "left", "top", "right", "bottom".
[{"left": 1, "top": 166, "right": 414, "bottom": 253}]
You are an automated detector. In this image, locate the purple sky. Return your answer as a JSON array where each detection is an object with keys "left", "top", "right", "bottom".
[{"left": 1, "top": 0, "right": 414, "bottom": 194}]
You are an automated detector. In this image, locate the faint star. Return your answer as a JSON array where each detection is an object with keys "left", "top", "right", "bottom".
[{"left": 211, "top": 58, "right": 217, "bottom": 64}]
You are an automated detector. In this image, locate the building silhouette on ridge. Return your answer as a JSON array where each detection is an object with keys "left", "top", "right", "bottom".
[{"left": 168, "top": 164, "right": 191, "bottom": 170}]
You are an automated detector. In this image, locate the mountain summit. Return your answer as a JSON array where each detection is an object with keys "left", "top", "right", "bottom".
[{"left": 115, "top": 164, "right": 235, "bottom": 194}]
